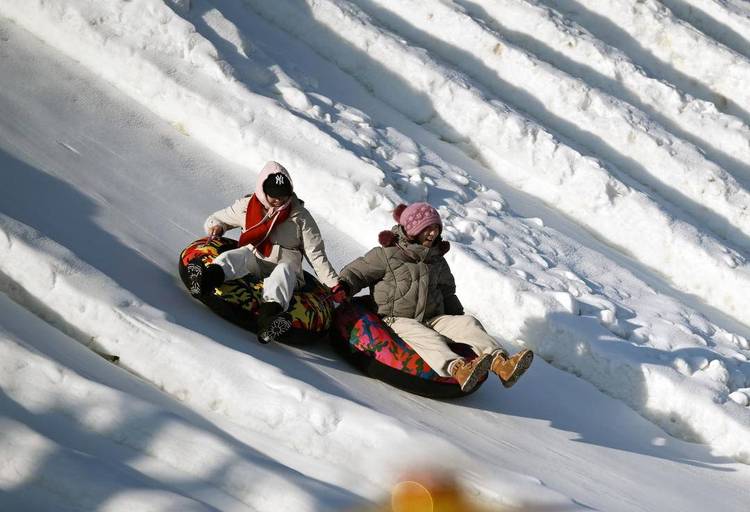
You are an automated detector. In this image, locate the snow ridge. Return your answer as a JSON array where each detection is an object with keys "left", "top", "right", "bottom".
[
  {"left": 354, "top": 0, "right": 750, "bottom": 248},
  {"left": 544, "top": 0, "right": 750, "bottom": 124},
  {"left": 456, "top": 0, "right": 750, "bottom": 178}
]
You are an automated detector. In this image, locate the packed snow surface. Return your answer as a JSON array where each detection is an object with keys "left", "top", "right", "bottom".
[{"left": 2, "top": 0, "right": 750, "bottom": 510}]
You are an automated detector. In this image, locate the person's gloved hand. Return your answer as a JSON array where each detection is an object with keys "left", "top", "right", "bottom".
[{"left": 330, "top": 282, "right": 350, "bottom": 303}]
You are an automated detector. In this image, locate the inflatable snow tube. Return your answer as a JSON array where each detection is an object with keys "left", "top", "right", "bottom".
[
  {"left": 331, "top": 298, "right": 488, "bottom": 398},
  {"left": 179, "top": 237, "right": 333, "bottom": 344}
]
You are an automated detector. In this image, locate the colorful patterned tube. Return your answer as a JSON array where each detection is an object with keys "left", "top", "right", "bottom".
[
  {"left": 178, "top": 237, "right": 334, "bottom": 344},
  {"left": 331, "top": 299, "right": 488, "bottom": 398}
]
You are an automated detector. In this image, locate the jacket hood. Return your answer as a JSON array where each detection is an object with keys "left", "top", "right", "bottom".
[{"left": 255, "top": 161, "right": 294, "bottom": 210}]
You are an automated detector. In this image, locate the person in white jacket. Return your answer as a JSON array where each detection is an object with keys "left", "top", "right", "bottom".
[{"left": 187, "top": 161, "right": 347, "bottom": 343}]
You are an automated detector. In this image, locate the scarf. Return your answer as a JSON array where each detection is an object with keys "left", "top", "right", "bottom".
[{"left": 238, "top": 194, "right": 291, "bottom": 257}]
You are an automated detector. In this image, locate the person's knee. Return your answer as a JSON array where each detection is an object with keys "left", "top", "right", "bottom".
[
  {"left": 213, "top": 250, "right": 253, "bottom": 280},
  {"left": 452, "top": 315, "right": 489, "bottom": 335},
  {"left": 276, "top": 261, "right": 294, "bottom": 272},
  {"left": 461, "top": 314, "right": 484, "bottom": 327},
  {"left": 275, "top": 262, "right": 297, "bottom": 281}
]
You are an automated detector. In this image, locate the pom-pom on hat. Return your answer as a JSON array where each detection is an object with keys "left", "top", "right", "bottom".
[{"left": 394, "top": 202, "right": 442, "bottom": 238}]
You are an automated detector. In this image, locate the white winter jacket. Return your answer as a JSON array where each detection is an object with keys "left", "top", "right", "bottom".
[{"left": 204, "top": 194, "right": 339, "bottom": 288}]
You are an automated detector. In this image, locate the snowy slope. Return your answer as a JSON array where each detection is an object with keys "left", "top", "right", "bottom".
[{"left": 1, "top": 0, "right": 750, "bottom": 510}]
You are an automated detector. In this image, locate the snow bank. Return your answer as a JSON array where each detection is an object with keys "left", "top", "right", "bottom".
[
  {"left": 528, "top": 313, "right": 750, "bottom": 462},
  {"left": 354, "top": 0, "right": 750, "bottom": 251},
  {"left": 459, "top": 0, "right": 750, "bottom": 181},
  {"left": 660, "top": 0, "right": 750, "bottom": 59},
  {"left": 549, "top": 0, "right": 750, "bottom": 121}
]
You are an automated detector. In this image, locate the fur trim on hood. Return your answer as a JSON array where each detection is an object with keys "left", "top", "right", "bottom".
[{"left": 378, "top": 226, "right": 450, "bottom": 255}]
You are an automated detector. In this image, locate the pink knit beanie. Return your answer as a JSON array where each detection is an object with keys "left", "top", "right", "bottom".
[{"left": 394, "top": 202, "right": 442, "bottom": 238}]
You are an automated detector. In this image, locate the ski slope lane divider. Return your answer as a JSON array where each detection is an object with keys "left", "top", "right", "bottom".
[
  {"left": 457, "top": 0, "right": 750, "bottom": 187},
  {"left": 652, "top": 0, "right": 750, "bottom": 62},
  {"left": 543, "top": 0, "right": 750, "bottom": 124},
  {"left": 351, "top": 0, "right": 750, "bottom": 255},
  {"left": 525, "top": 311, "right": 750, "bottom": 464}
]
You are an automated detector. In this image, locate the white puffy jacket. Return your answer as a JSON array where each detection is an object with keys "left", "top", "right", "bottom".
[{"left": 204, "top": 194, "right": 339, "bottom": 288}]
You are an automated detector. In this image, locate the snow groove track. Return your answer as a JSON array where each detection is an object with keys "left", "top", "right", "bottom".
[
  {"left": 454, "top": 0, "right": 750, "bottom": 201},
  {"left": 242, "top": 0, "right": 750, "bottom": 328},
  {"left": 353, "top": 0, "right": 750, "bottom": 251},
  {"left": 660, "top": 0, "right": 750, "bottom": 61},
  {"left": 543, "top": 0, "right": 750, "bottom": 124}
]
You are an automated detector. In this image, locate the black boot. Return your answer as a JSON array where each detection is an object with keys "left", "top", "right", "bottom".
[
  {"left": 257, "top": 301, "right": 292, "bottom": 344},
  {"left": 186, "top": 263, "right": 225, "bottom": 297}
]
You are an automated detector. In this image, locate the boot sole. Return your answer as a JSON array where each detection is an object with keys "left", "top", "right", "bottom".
[
  {"left": 258, "top": 316, "right": 292, "bottom": 344},
  {"left": 501, "top": 350, "right": 534, "bottom": 389},
  {"left": 460, "top": 354, "right": 493, "bottom": 392}
]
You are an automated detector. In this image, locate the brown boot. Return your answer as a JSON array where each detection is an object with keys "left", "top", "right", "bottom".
[
  {"left": 448, "top": 354, "right": 492, "bottom": 392},
  {"left": 491, "top": 349, "right": 534, "bottom": 388}
]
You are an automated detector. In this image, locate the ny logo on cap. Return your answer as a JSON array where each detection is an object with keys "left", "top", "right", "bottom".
[{"left": 275, "top": 175, "right": 285, "bottom": 185}]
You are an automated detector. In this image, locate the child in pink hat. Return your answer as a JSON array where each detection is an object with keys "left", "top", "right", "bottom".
[{"left": 336, "top": 202, "right": 533, "bottom": 392}]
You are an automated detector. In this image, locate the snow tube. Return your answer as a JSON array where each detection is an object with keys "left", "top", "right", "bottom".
[
  {"left": 179, "top": 237, "right": 333, "bottom": 343},
  {"left": 331, "top": 298, "right": 488, "bottom": 398}
]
